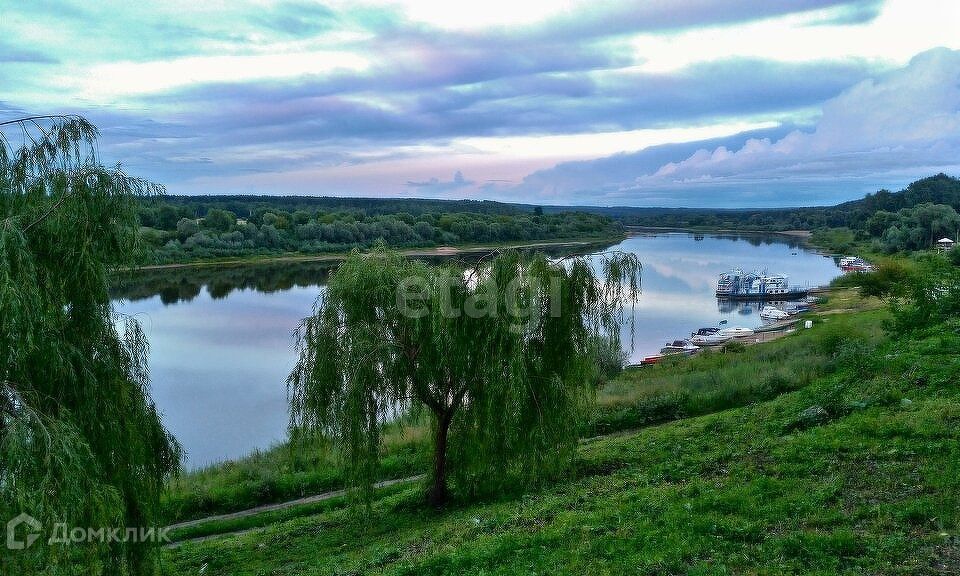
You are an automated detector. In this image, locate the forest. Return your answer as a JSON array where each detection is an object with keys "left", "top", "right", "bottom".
[{"left": 136, "top": 197, "right": 621, "bottom": 263}]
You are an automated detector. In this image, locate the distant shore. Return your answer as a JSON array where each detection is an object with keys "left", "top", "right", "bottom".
[
  {"left": 128, "top": 236, "right": 625, "bottom": 272},
  {"left": 124, "top": 227, "right": 827, "bottom": 273}
]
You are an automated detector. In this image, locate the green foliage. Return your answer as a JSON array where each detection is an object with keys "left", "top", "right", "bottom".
[
  {"left": 832, "top": 259, "right": 913, "bottom": 298},
  {"left": 877, "top": 203, "right": 960, "bottom": 252},
  {"left": 888, "top": 255, "right": 960, "bottom": 333},
  {"left": 288, "top": 246, "right": 641, "bottom": 505},
  {"left": 809, "top": 227, "right": 858, "bottom": 254},
  {"left": 202, "top": 208, "right": 235, "bottom": 232},
  {"left": 175, "top": 217, "right": 199, "bottom": 240},
  {"left": 0, "top": 116, "right": 179, "bottom": 575},
  {"left": 949, "top": 245, "right": 960, "bottom": 266},
  {"left": 135, "top": 196, "right": 623, "bottom": 264}
]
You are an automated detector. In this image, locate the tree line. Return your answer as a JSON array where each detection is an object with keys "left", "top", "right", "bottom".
[
  {"left": 582, "top": 173, "right": 960, "bottom": 254},
  {"left": 136, "top": 199, "right": 622, "bottom": 263}
]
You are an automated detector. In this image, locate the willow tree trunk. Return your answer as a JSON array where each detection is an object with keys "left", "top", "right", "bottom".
[{"left": 428, "top": 413, "right": 452, "bottom": 507}]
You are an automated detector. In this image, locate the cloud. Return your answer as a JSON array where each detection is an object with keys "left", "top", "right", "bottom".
[
  {"left": 512, "top": 0, "right": 884, "bottom": 40},
  {"left": 803, "top": 1, "right": 883, "bottom": 26},
  {"left": 407, "top": 171, "right": 475, "bottom": 193},
  {"left": 1, "top": 0, "right": 955, "bottom": 205},
  {"left": 253, "top": 2, "right": 340, "bottom": 37},
  {"left": 512, "top": 48, "right": 960, "bottom": 206}
]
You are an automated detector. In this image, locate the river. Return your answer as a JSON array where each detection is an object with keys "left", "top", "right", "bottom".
[{"left": 112, "top": 232, "right": 842, "bottom": 468}]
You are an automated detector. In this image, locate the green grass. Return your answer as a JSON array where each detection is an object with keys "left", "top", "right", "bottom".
[
  {"left": 162, "top": 304, "right": 886, "bottom": 526},
  {"left": 162, "top": 424, "right": 430, "bottom": 524},
  {"left": 590, "top": 311, "right": 884, "bottom": 436},
  {"left": 165, "top": 481, "right": 415, "bottom": 544},
  {"left": 162, "top": 312, "right": 960, "bottom": 574}
]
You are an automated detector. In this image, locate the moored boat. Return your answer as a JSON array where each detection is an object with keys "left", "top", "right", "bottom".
[
  {"left": 760, "top": 305, "right": 790, "bottom": 320},
  {"left": 839, "top": 256, "right": 874, "bottom": 272},
  {"left": 691, "top": 327, "right": 721, "bottom": 337},
  {"left": 691, "top": 332, "right": 733, "bottom": 346},
  {"left": 718, "top": 326, "right": 754, "bottom": 337},
  {"left": 660, "top": 339, "right": 699, "bottom": 355},
  {"left": 716, "top": 269, "right": 808, "bottom": 300}
]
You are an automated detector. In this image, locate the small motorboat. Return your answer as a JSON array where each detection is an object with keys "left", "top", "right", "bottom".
[
  {"left": 760, "top": 306, "right": 789, "bottom": 320},
  {"left": 691, "top": 327, "right": 721, "bottom": 337},
  {"left": 691, "top": 332, "right": 733, "bottom": 346},
  {"left": 718, "top": 326, "right": 754, "bottom": 338},
  {"left": 661, "top": 340, "right": 699, "bottom": 355}
]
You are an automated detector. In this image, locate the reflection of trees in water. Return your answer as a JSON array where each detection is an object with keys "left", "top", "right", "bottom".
[
  {"left": 111, "top": 261, "right": 336, "bottom": 305},
  {"left": 710, "top": 233, "right": 804, "bottom": 249},
  {"left": 110, "top": 240, "right": 620, "bottom": 305},
  {"left": 630, "top": 229, "right": 805, "bottom": 249}
]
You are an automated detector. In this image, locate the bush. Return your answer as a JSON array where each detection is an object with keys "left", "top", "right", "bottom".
[
  {"left": 889, "top": 258, "right": 960, "bottom": 333},
  {"left": 832, "top": 260, "right": 912, "bottom": 298},
  {"left": 176, "top": 217, "right": 199, "bottom": 240},
  {"left": 721, "top": 341, "right": 746, "bottom": 354}
]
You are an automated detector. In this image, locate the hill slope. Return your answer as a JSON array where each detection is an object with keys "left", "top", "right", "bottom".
[
  {"left": 163, "top": 305, "right": 960, "bottom": 575},
  {"left": 547, "top": 173, "right": 960, "bottom": 233}
]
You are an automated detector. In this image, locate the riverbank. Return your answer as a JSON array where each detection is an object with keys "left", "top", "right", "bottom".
[{"left": 163, "top": 280, "right": 960, "bottom": 572}]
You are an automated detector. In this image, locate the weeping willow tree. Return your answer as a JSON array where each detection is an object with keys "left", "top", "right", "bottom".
[
  {"left": 289, "top": 246, "right": 640, "bottom": 506},
  {"left": 0, "top": 116, "right": 180, "bottom": 575}
]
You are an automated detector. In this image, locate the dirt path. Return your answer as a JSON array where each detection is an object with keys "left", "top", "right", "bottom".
[
  {"left": 165, "top": 475, "right": 425, "bottom": 548},
  {"left": 167, "top": 475, "right": 424, "bottom": 532}
]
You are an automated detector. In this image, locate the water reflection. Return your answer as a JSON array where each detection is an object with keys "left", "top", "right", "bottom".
[
  {"left": 112, "top": 261, "right": 338, "bottom": 305},
  {"left": 111, "top": 241, "right": 616, "bottom": 306},
  {"left": 113, "top": 233, "right": 839, "bottom": 468}
]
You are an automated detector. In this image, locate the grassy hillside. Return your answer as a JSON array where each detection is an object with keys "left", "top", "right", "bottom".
[
  {"left": 161, "top": 272, "right": 960, "bottom": 574},
  {"left": 161, "top": 296, "right": 879, "bottom": 525},
  {"left": 162, "top": 299, "right": 959, "bottom": 574}
]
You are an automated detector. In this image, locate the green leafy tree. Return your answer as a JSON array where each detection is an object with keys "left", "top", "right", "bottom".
[
  {"left": 288, "top": 246, "right": 640, "bottom": 506},
  {"left": 202, "top": 208, "right": 235, "bottom": 232},
  {"left": 157, "top": 204, "right": 179, "bottom": 230},
  {"left": 176, "top": 217, "right": 199, "bottom": 240},
  {"left": 0, "top": 115, "right": 180, "bottom": 575},
  {"left": 889, "top": 255, "right": 960, "bottom": 332}
]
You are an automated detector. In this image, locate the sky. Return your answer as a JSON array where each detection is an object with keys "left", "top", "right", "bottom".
[{"left": 2, "top": 0, "right": 960, "bottom": 207}]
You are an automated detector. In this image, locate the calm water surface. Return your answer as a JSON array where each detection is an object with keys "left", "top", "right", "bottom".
[{"left": 113, "top": 233, "right": 842, "bottom": 468}]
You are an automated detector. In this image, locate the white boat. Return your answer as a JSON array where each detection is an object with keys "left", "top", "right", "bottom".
[
  {"left": 691, "top": 333, "right": 733, "bottom": 346},
  {"left": 760, "top": 306, "right": 789, "bottom": 320},
  {"left": 661, "top": 340, "right": 699, "bottom": 354},
  {"left": 718, "top": 326, "right": 754, "bottom": 337}
]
